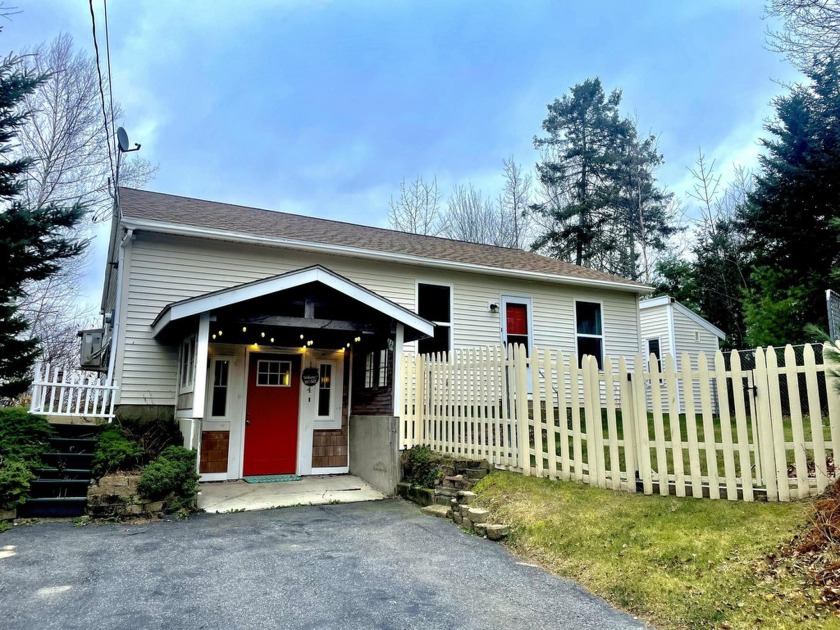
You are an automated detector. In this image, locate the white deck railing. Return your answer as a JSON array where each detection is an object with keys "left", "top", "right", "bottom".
[{"left": 29, "top": 362, "right": 118, "bottom": 421}]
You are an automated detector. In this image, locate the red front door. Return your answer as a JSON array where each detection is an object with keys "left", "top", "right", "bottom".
[{"left": 244, "top": 353, "right": 301, "bottom": 475}]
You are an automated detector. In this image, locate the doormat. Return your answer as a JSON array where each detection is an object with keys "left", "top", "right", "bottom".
[{"left": 243, "top": 475, "right": 303, "bottom": 484}]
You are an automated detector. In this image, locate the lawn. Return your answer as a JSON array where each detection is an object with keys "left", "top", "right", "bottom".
[{"left": 473, "top": 471, "right": 836, "bottom": 629}]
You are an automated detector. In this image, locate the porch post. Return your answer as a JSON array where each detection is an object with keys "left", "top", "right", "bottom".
[
  {"left": 190, "top": 312, "right": 211, "bottom": 420},
  {"left": 392, "top": 323, "right": 404, "bottom": 417}
]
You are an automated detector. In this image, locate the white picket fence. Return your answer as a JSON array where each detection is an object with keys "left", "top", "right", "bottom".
[
  {"left": 29, "top": 362, "right": 117, "bottom": 421},
  {"left": 399, "top": 343, "right": 840, "bottom": 502}
]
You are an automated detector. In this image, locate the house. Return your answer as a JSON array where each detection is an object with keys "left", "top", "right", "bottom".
[
  {"left": 97, "top": 187, "right": 651, "bottom": 493},
  {"left": 639, "top": 296, "right": 725, "bottom": 413}
]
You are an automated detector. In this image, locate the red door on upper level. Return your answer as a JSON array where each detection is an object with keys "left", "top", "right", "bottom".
[{"left": 244, "top": 353, "right": 301, "bottom": 476}]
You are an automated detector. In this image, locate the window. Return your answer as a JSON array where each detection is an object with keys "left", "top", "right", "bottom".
[
  {"left": 365, "top": 352, "right": 376, "bottom": 388},
  {"left": 418, "top": 283, "right": 451, "bottom": 355},
  {"left": 179, "top": 335, "right": 196, "bottom": 390},
  {"left": 364, "top": 350, "right": 391, "bottom": 389},
  {"left": 575, "top": 301, "right": 603, "bottom": 369},
  {"left": 210, "top": 359, "right": 230, "bottom": 417},
  {"left": 646, "top": 338, "right": 661, "bottom": 372},
  {"left": 378, "top": 349, "right": 390, "bottom": 387},
  {"left": 502, "top": 296, "right": 532, "bottom": 355},
  {"left": 256, "top": 360, "right": 291, "bottom": 387},
  {"left": 317, "top": 363, "right": 332, "bottom": 417}
]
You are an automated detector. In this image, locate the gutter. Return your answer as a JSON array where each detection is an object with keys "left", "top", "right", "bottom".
[
  {"left": 106, "top": 228, "right": 134, "bottom": 383},
  {"left": 120, "top": 217, "right": 654, "bottom": 295}
]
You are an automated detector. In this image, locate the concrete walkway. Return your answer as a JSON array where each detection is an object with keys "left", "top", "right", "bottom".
[{"left": 197, "top": 474, "right": 384, "bottom": 512}]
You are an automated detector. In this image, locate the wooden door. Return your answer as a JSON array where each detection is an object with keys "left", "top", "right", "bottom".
[{"left": 243, "top": 354, "right": 300, "bottom": 475}]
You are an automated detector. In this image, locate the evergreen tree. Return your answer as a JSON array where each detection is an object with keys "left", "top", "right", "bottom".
[
  {"left": 740, "top": 58, "right": 840, "bottom": 345},
  {"left": 0, "top": 53, "right": 86, "bottom": 399},
  {"left": 532, "top": 78, "right": 674, "bottom": 279}
]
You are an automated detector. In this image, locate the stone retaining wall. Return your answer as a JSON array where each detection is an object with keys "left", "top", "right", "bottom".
[{"left": 87, "top": 473, "right": 168, "bottom": 518}]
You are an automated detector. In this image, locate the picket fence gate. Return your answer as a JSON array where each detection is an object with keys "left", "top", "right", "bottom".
[{"left": 399, "top": 343, "right": 840, "bottom": 502}]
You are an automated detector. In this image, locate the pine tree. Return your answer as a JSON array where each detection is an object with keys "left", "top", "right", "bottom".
[
  {"left": 0, "top": 53, "right": 86, "bottom": 399},
  {"left": 532, "top": 78, "right": 674, "bottom": 278},
  {"left": 740, "top": 58, "right": 840, "bottom": 345}
]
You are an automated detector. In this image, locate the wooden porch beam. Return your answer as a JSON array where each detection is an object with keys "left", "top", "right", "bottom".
[{"left": 236, "top": 315, "right": 379, "bottom": 333}]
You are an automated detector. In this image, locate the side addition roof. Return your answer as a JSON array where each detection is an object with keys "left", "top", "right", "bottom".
[{"left": 639, "top": 296, "right": 725, "bottom": 340}]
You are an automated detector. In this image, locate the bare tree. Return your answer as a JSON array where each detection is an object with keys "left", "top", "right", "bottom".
[
  {"left": 14, "top": 34, "right": 156, "bottom": 368},
  {"left": 499, "top": 156, "right": 533, "bottom": 250},
  {"left": 765, "top": 0, "right": 840, "bottom": 68},
  {"left": 387, "top": 175, "right": 444, "bottom": 236},
  {"left": 443, "top": 184, "right": 515, "bottom": 247}
]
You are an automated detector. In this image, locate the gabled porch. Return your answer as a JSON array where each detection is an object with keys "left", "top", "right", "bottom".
[{"left": 151, "top": 265, "right": 433, "bottom": 492}]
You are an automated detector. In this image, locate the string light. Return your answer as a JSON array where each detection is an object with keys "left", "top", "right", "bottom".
[
  {"left": 354, "top": 336, "right": 361, "bottom": 343},
  {"left": 300, "top": 334, "right": 305, "bottom": 340},
  {"left": 212, "top": 334, "right": 217, "bottom": 340},
  {"left": 270, "top": 337, "right": 275, "bottom": 343},
  {"left": 218, "top": 330, "right": 223, "bottom": 337},
  {"left": 261, "top": 331, "right": 265, "bottom": 338},
  {"left": 346, "top": 343, "right": 351, "bottom": 347}
]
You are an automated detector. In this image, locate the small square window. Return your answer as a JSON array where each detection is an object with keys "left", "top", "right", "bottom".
[{"left": 256, "top": 360, "right": 291, "bottom": 387}]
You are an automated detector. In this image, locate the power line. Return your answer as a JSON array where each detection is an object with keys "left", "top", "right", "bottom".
[
  {"left": 88, "top": 0, "right": 116, "bottom": 202},
  {"left": 103, "top": 0, "right": 116, "bottom": 168}
]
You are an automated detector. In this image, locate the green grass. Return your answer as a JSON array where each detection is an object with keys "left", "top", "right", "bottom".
[{"left": 473, "top": 471, "right": 835, "bottom": 630}]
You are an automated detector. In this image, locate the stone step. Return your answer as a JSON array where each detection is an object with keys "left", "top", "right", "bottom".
[
  {"left": 420, "top": 504, "right": 450, "bottom": 519},
  {"left": 464, "top": 468, "right": 488, "bottom": 481}
]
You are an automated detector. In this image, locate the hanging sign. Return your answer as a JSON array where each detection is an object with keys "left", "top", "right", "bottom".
[{"left": 301, "top": 367, "right": 319, "bottom": 387}]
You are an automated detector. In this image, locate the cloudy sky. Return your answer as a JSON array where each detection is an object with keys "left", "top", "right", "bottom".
[{"left": 4, "top": 1, "right": 801, "bottom": 310}]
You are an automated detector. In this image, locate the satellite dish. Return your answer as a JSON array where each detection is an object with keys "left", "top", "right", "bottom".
[{"left": 117, "top": 127, "right": 130, "bottom": 152}]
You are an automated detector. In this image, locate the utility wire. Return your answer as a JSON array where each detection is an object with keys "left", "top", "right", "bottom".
[
  {"left": 88, "top": 0, "right": 116, "bottom": 203},
  {"left": 104, "top": 0, "right": 116, "bottom": 170}
]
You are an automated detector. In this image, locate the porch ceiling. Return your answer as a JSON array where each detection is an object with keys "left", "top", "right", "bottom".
[{"left": 150, "top": 265, "right": 434, "bottom": 342}]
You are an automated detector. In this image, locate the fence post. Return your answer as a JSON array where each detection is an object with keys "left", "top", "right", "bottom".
[
  {"left": 515, "top": 344, "right": 531, "bottom": 475},
  {"left": 619, "top": 357, "right": 638, "bottom": 492},
  {"left": 754, "top": 347, "right": 780, "bottom": 501}
]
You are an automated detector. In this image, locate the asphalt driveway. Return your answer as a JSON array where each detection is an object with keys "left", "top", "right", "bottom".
[{"left": 0, "top": 499, "right": 646, "bottom": 629}]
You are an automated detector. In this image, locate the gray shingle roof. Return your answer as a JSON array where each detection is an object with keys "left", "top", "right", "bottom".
[{"left": 119, "top": 187, "right": 648, "bottom": 290}]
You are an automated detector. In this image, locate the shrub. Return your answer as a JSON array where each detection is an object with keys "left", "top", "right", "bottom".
[
  {"left": 0, "top": 460, "right": 34, "bottom": 509},
  {"left": 115, "top": 410, "right": 183, "bottom": 460},
  {"left": 0, "top": 408, "right": 53, "bottom": 464},
  {"left": 403, "top": 445, "right": 443, "bottom": 488},
  {"left": 137, "top": 446, "right": 199, "bottom": 512},
  {"left": 0, "top": 408, "right": 53, "bottom": 510},
  {"left": 92, "top": 427, "right": 144, "bottom": 476}
]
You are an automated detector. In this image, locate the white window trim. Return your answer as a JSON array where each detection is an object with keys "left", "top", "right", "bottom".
[
  {"left": 206, "top": 355, "right": 234, "bottom": 419},
  {"left": 645, "top": 336, "right": 662, "bottom": 372},
  {"left": 179, "top": 334, "right": 197, "bottom": 393},
  {"left": 574, "top": 298, "right": 605, "bottom": 369},
  {"left": 377, "top": 349, "right": 390, "bottom": 387},
  {"left": 256, "top": 359, "right": 292, "bottom": 387},
  {"left": 500, "top": 295, "right": 533, "bottom": 354},
  {"left": 416, "top": 281, "right": 454, "bottom": 358},
  {"left": 313, "top": 358, "right": 343, "bottom": 429}
]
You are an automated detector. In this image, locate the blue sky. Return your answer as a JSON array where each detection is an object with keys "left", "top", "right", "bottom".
[{"left": 3, "top": 1, "right": 801, "bottom": 309}]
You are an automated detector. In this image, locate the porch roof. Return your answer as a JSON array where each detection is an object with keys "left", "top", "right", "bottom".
[{"left": 150, "top": 265, "right": 435, "bottom": 340}]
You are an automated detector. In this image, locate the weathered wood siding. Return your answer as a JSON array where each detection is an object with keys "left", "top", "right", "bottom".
[{"left": 115, "top": 231, "right": 643, "bottom": 405}]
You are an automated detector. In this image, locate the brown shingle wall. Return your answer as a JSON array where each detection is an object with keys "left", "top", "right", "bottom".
[
  {"left": 200, "top": 431, "right": 229, "bottom": 473},
  {"left": 312, "top": 352, "right": 350, "bottom": 469}
]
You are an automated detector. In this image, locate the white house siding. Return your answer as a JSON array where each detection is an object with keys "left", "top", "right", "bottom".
[{"left": 116, "top": 231, "right": 643, "bottom": 406}]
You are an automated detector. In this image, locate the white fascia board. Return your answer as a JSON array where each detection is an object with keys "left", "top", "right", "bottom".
[
  {"left": 122, "top": 217, "right": 653, "bottom": 295},
  {"left": 639, "top": 295, "right": 670, "bottom": 310},
  {"left": 673, "top": 301, "right": 726, "bottom": 339},
  {"left": 151, "top": 266, "right": 434, "bottom": 338}
]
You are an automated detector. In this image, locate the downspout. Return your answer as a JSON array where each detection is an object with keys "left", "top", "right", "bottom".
[
  {"left": 667, "top": 298, "right": 680, "bottom": 413},
  {"left": 106, "top": 228, "right": 134, "bottom": 385}
]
